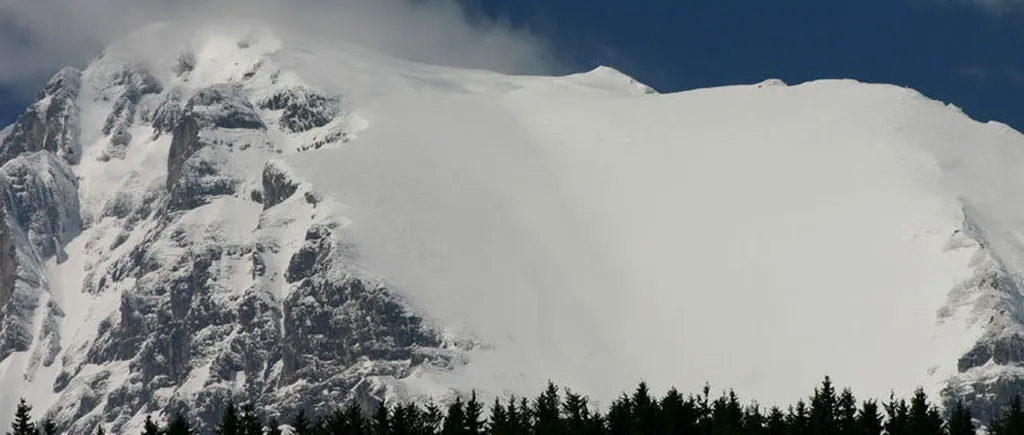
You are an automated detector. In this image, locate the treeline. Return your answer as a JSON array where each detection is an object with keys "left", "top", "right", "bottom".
[{"left": 8, "top": 377, "right": 1024, "bottom": 434}]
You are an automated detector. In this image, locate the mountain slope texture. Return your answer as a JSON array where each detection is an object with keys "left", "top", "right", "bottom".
[{"left": 1, "top": 22, "right": 1022, "bottom": 433}]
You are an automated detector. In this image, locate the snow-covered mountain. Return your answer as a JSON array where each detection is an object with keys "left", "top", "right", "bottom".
[{"left": 1, "top": 21, "right": 1023, "bottom": 433}]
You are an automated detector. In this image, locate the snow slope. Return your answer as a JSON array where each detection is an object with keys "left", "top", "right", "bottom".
[
  {"left": 283, "top": 60, "right": 989, "bottom": 406},
  {"left": 0, "top": 22, "right": 1021, "bottom": 430}
]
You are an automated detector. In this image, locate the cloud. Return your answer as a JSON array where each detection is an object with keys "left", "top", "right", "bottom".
[{"left": 0, "top": 0, "right": 558, "bottom": 96}]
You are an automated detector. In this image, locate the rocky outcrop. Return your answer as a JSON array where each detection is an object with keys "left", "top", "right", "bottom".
[
  {"left": 0, "top": 68, "right": 82, "bottom": 166},
  {"left": 261, "top": 161, "right": 299, "bottom": 210},
  {"left": 166, "top": 85, "right": 269, "bottom": 210},
  {"left": 259, "top": 87, "right": 340, "bottom": 133},
  {"left": 98, "top": 66, "right": 164, "bottom": 161},
  {"left": 185, "top": 86, "right": 265, "bottom": 131},
  {"left": 0, "top": 41, "right": 456, "bottom": 435},
  {"left": 0, "top": 151, "right": 80, "bottom": 361},
  {"left": 139, "top": 87, "right": 184, "bottom": 138}
]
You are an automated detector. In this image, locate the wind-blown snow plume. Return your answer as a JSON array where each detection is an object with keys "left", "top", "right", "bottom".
[{"left": 0, "top": 0, "right": 556, "bottom": 96}]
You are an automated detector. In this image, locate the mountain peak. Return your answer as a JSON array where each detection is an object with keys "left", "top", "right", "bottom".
[{"left": 2, "top": 21, "right": 1024, "bottom": 433}]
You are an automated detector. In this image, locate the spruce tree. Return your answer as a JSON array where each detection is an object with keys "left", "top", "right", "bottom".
[
  {"left": 265, "top": 418, "right": 283, "bottom": 435},
  {"left": 907, "top": 388, "right": 943, "bottom": 435},
  {"left": 605, "top": 394, "right": 631, "bottom": 435},
  {"left": 489, "top": 398, "right": 510, "bottom": 435},
  {"left": 711, "top": 390, "right": 744, "bottom": 433},
  {"left": 742, "top": 403, "right": 766, "bottom": 434},
  {"left": 40, "top": 418, "right": 57, "bottom": 435},
  {"left": 423, "top": 401, "right": 445, "bottom": 434},
  {"left": 946, "top": 399, "right": 976, "bottom": 435},
  {"left": 835, "top": 388, "right": 858, "bottom": 435},
  {"left": 464, "top": 391, "right": 485, "bottom": 435},
  {"left": 291, "top": 409, "right": 313, "bottom": 435},
  {"left": 503, "top": 397, "right": 530, "bottom": 435},
  {"left": 857, "top": 400, "right": 884, "bottom": 435},
  {"left": 238, "top": 403, "right": 262, "bottom": 435},
  {"left": 659, "top": 387, "right": 698, "bottom": 434},
  {"left": 765, "top": 407, "right": 787, "bottom": 435},
  {"left": 989, "top": 395, "right": 1024, "bottom": 435},
  {"left": 372, "top": 402, "right": 391, "bottom": 435},
  {"left": 809, "top": 376, "right": 839, "bottom": 435},
  {"left": 441, "top": 397, "right": 466, "bottom": 435},
  {"left": 884, "top": 394, "right": 910, "bottom": 435},
  {"left": 533, "top": 382, "right": 563, "bottom": 435},
  {"left": 561, "top": 389, "right": 591, "bottom": 435},
  {"left": 787, "top": 400, "right": 810, "bottom": 435},
  {"left": 630, "top": 382, "right": 659, "bottom": 435},
  {"left": 141, "top": 415, "right": 161, "bottom": 435},
  {"left": 215, "top": 401, "right": 241, "bottom": 435},
  {"left": 390, "top": 403, "right": 423, "bottom": 435},
  {"left": 8, "top": 398, "right": 35, "bottom": 435},
  {"left": 95, "top": 425, "right": 106, "bottom": 435},
  {"left": 164, "top": 413, "right": 193, "bottom": 435}
]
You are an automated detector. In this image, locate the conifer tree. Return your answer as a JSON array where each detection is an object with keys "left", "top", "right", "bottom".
[
  {"left": 765, "top": 407, "right": 787, "bottom": 435},
  {"left": 95, "top": 425, "right": 106, "bottom": 435},
  {"left": 39, "top": 418, "right": 57, "bottom": 435},
  {"left": 373, "top": 402, "right": 391, "bottom": 435},
  {"left": 533, "top": 382, "right": 563, "bottom": 435},
  {"left": 391, "top": 403, "right": 424, "bottom": 435},
  {"left": 989, "top": 395, "right": 1024, "bottom": 435},
  {"left": 441, "top": 397, "right": 466, "bottom": 435},
  {"left": 141, "top": 415, "right": 161, "bottom": 435},
  {"left": 238, "top": 403, "right": 262, "bottom": 435},
  {"left": 884, "top": 394, "right": 910, "bottom": 435},
  {"left": 489, "top": 398, "right": 510, "bottom": 435},
  {"left": 946, "top": 399, "right": 976, "bottom": 435},
  {"left": 630, "top": 382, "right": 659, "bottom": 434},
  {"left": 265, "top": 418, "right": 283, "bottom": 435},
  {"left": 742, "top": 403, "right": 766, "bottom": 434},
  {"left": 216, "top": 401, "right": 241, "bottom": 435},
  {"left": 857, "top": 400, "right": 884, "bottom": 435},
  {"left": 561, "top": 389, "right": 591, "bottom": 435},
  {"left": 835, "top": 388, "right": 858, "bottom": 435},
  {"left": 291, "top": 409, "right": 313, "bottom": 435},
  {"left": 423, "top": 401, "right": 445, "bottom": 434},
  {"left": 502, "top": 397, "right": 530, "bottom": 435},
  {"left": 787, "top": 400, "right": 811, "bottom": 435},
  {"left": 659, "top": 387, "right": 698, "bottom": 434},
  {"left": 711, "top": 390, "right": 744, "bottom": 434},
  {"left": 810, "top": 376, "right": 839, "bottom": 435},
  {"left": 464, "top": 391, "right": 485, "bottom": 435},
  {"left": 165, "top": 413, "right": 193, "bottom": 435},
  {"left": 605, "top": 394, "right": 631, "bottom": 435},
  {"left": 907, "top": 388, "right": 943, "bottom": 435},
  {"left": 8, "top": 399, "right": 34, "bottom": 435}
]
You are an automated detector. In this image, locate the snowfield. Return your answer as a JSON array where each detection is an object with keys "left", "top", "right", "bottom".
[{"left": 0, "top": 22, "right": 1021, "bottom": 431}]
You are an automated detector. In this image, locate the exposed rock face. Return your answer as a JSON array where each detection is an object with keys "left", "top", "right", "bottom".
[
  {"left": 259, "top": 86, "right": 340, "bottom": 133},
  {"left": 0, "top": 68, "right": 82, "bottom": 166},
  {"left": 0, "top": 151, "right": 80, "bottom": 362},
  {"left": 166, "top": 85, "right": 268, "bottom": 210},
  {"left": 0, "top": 36, "right": 451, "bottom": 433},
  {"left": 938, "top": 211, "right": 1024, "bottom": 423},
  {"left": 186, "top": 85, "right": 265, "bottom": 131},
  {"left": 261, "top": 161, "right": 299, "bottom": 210}
]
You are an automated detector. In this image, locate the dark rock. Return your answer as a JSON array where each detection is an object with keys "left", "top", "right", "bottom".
[
  {"left": 173, "top": 53, "right": 196, "bottom": 77},
  {"left": 259, "top": 87, "right": 340, "bottom": 133},
  {"left": 0, "top": 68, "right": 82, "bottom": 166},
  {"left": 185, "top": 86, "right": 265, "bottom": 130},
  {"left": 261, "top": 162, "right": 298, "bottom": 210}
]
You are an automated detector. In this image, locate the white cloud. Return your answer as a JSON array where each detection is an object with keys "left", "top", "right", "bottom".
[{"left": 0, "top": 0, "right": 557, "bottom": 96}]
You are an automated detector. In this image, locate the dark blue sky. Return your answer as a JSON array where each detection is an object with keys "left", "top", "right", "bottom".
[
  {"left": 3, "top": 1, "right": 1024, "bottom": 131},
  {"left": 463, "top": 0, "right": 1024, "bottom": 130}
]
